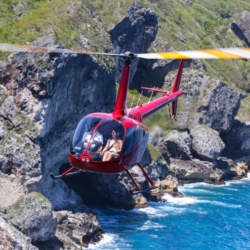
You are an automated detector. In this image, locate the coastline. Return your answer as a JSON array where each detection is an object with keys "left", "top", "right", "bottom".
[{"left": 88, "top": 172, "right": 250, "bottom": 249}]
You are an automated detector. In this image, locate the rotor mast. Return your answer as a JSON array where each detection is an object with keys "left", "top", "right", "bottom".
[{"left": 112, "top": 52, "right": 136, "bottom": 119}]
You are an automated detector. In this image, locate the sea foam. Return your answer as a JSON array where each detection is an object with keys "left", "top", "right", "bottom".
[
  {"left": 163, "top": 193, "right": 198, "bottom": 205},
  {"left": 87, "top": 233, "right": 116, "bottom": 249}
]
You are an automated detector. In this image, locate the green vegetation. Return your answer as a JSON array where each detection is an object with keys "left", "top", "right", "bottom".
[
  {"left": 147, "top": 143, "right": 163, "bottom": 163},
  {"left": 1, "top": 0, "right": 250, "bottom": 128}
]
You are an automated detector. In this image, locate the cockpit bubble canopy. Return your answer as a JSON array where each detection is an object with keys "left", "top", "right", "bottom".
[{"left": 71, "top": 116, "right": 125, "bottom": 160}]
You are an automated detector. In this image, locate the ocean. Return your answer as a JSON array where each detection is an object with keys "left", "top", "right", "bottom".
[{"left": 89, "top": 173, "right": 250, "bottom": 250}]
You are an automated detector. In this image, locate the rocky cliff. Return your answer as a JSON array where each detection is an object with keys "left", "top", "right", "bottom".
[
  {"left": 0, "top": 2, "right": 250, "bottom": 249},
  {"left": 0, "top": 37, "right": 116, "bottom": 247}
]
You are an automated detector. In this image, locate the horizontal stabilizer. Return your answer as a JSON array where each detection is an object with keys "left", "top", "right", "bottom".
[{"left": 141, "top": 87, "right": 170, "bottom": 94}]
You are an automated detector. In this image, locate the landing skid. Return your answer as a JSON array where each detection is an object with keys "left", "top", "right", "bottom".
[
  {"left": 129, "top": 186, "right": 158, "bottom": 195},
  {"left": 50, "top": 163, "right": 157, "bottom": 195},
  {"left": 125, "top": 163, "right": 158, "bottom": 195},
  {"left": 50, "top": 166, "right": 83, "bottom": 179}
]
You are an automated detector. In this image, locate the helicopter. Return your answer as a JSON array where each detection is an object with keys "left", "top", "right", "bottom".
[{"left": 0, "top": 43, "right": 249, "bottom": 194}]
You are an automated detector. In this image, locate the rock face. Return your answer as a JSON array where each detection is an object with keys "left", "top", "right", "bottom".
[
  {"left": 231, "top": 11, "right": 250, "bottom": 47},
  {"left": 110, "top": 2, "right": 158, "bottom": 55},
  {"left": 224, "top": 121, "right": 250, "bottom": 156},
  {"left": 110, "top": 2, "right": 158, "bottom": 84},
  {"left": 190, "top": 125, "right": 225, "bottom": 161},
  {"left": 0, "top": 216, "right": 38, "bottom": 250},
  {"left": 109, "top": 2, "right": 184, "bottom": 92},
  {"left": 157, "top": 78, "right": 249, "bottom": 184},
  {"left": 168, "top": 158, "right": 223, "bottom": 183},
  {"left": 5, "top": 192, "right": 57, "bottom": 243},
  {"left": 194, "top": 81, "right": 244, "bottom": 132},
  {"left": 0, "top": 43, "right": 116, "bottom": 210},
  {"left": 0, "top": 86, "right": 41, "bottom": 193}
]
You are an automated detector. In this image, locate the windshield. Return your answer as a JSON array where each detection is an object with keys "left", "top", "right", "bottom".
[{"left": 71, "top": 117, "right": 125, "bottom": 161}]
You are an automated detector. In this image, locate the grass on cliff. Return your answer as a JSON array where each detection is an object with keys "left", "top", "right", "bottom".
[
  {"left": 1, "top": 0, "right": 250, "bottom": 123},
  {"left": 1, "top": 0, "right": 250, "bottom": 87}
]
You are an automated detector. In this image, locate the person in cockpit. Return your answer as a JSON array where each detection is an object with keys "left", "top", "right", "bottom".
[
  {"left": 100, "top": 129, "right": 122, "bottom": 161},
  {"left": 82, "top": 122, "right": 103, "bottom": 151}
]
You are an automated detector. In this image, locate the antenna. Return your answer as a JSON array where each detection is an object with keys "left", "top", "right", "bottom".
[
  {"left": 148, "top": 87, "right": 155, "bottom": 103},
  {"left": 136, "top": 91, "right": 143, "bottom": 107},
  {"left": 130, "top": 96, "right": 135, "bottom": 109}
]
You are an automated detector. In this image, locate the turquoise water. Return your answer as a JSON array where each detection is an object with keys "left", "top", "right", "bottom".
[{"left": 89, "top": 174, "right": 250, "bottom": 250}]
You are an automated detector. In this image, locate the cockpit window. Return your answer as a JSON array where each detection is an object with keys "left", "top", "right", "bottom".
[
  {"left": 71, "top": 117, "right": 125, "bottom": 162},
  {"left": 71, "top": 116, "right": 102, "bottom": 152},
  {"left": 122, "top": 127, "right": 134, "bottom": 154}
]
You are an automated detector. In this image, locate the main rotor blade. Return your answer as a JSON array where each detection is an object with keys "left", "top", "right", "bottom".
[
  {"left": 1, "top": 43, "right": 250, "bottom": 60},
  {"left": 0, "top": 43, "right": 120, "bottom": 57},
  {"left": 137, "top": 48, "right": 250, "bottom": 59}
]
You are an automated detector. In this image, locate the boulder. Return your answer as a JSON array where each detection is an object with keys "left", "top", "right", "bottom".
[
  {"left": 215, "top": 157, "right": 248, "bottom": 179},
  {"left": 168, "top": 158, "right": 224, "bottom": 183},
  {"left": 6, "top": 192, "right": 57, "bottom": 242},
  {"left": 145, "top": 162, "right": 169, "bottom": 181},
  {"left": 54, "top": 209, "right": 103, "bottom": 248},
  {"left": 190, "top": 125, "right": 225, "bottom": 161},
  {"left": 162, "top": 130, "right": 192, "bottom": 160},
  {"left": 0, "top": 216, "right": 37, "bottom": 250},
  {"left": 156, "top": 175, "right": 179, "bottom": 192}
]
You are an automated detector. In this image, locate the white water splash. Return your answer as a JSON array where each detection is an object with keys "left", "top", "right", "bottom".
[
  {"left": 88, "top": 233, "right": 122, "bottom": 250},
  {"left": 162, "top": 193, "right": 242, "bottom": 208},
  {"left": 163, "top": 193, "right": 199, "bottom": 205}
]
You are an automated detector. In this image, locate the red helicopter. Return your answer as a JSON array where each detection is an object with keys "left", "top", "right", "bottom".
[
  {"left": 59, "top": 55, "right": 184, "bottom": 195},
  {"left": 0, "top": 44, "right": 249, "bottom": 194}
]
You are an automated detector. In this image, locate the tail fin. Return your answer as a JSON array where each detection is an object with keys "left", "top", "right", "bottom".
[{"left": 171, "top": 59, "right": 184, "bottom": 119}]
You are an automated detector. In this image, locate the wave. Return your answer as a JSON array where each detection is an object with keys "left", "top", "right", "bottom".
[
  {"left": 179, "top": 187, "right": 222, "bottom": 195},
  {"left": 162, "top": 193, "right": 242, "bottom": 208},
  {"left": 179, "top": 173, "right": 250, "bottom": 194},
  {"left": 179, "top": 182, "right": 230, "bottom": 190},
  {"left": 226, "top": 173, "right": 250, "bottom": 185},
  {"left": 138, "top": 220, "right": 165, "bottom": 231},
  {"left": 162, "top": 193, "right": 199, "bottom": 205},
  {"left": 136, "top": 205, "right": 185, "bottom": 218},
  {"left": 88, "top": 233, "right": 119, "bottom": 249}
]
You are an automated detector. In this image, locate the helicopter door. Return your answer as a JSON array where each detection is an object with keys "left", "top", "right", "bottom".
[{"left": 122, "top": 127, "right": 134, "bottom": 154}]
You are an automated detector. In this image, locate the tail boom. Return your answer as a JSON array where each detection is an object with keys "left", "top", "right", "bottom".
[
  {"left": 129, "top": 59, "right": 184, "bottom": 121},
  {"left": 128, "top": 90, "right": 183, "bottom": 120}
]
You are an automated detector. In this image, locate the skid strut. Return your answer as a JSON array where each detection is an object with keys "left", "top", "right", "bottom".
[
  {"left": 50, "top": 166, "right": 83, "bottom": 179},
  {"left": 125, "top": 163, "right": 158, "bottom": 195}
]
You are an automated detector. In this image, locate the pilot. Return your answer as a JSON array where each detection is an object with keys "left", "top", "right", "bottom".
[
  {"left": 100, "top": 130, "right": 122, "bottom": 161},
  {"left": 82, "top": 122, "right": 103, "bottom": 151}
]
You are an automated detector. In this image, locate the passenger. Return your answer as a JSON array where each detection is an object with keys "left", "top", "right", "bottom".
[{"left": 100, "top": 130, "right": 122, "bottom": 161}]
